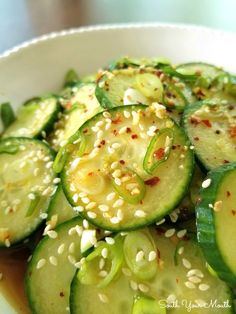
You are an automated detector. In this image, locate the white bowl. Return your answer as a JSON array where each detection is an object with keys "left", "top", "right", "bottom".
[{"left": 0, "top": 23, "right": 236, "bottom": 313}]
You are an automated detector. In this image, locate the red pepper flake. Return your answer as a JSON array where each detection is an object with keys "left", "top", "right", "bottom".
[
  {"left": 202, "top": 119, "right": 212, "bottom": 128},
  {"left": 112, "top": 115, "right": 122, "bottom": 124},
  {"left": 226, "top": 191, "right": 231, "bottom": 197},
  {"left": 119, "top": 160, "right": 125, "bottom": 165},
  {"left": 228, "top": 125, "right": 236, "bottom": 138},
  {"left": 60, "top": 292, "right": 65, "bottom": 297},
  {"left": 223, "top": 160, "right": 230, "bottom": 164},
  {"left": 113, "top": 129, "right": 118, "bottom": 136},
  {"left": 88, "top": 172, "right": 94, "bottom": 176},
  {"left": 131, "top": 134, "right": 138, "bottom": 139},
  {"left": 153, "top": 148, "right": 165, "bottom": 160},
  {"left": 228, "top": 105, "right": 234, "bottom": 110},
  {"left": 194, "top": 137, "right": 199, "bottom": 141},
  {"left": 83, "top": 129, "right": 88, "bottom": 134},
  {"left": 100, "top": 140, "right": 106, "bottom": 145},
  {"left": 190, "top": 116, "right": 201, "bottom": 125},
  {"left": 232, "top": 210, "right": 236, "bottom": 216},
  {"left": 126, "top": 127, "right": 132, "bottom": 133},
  {"left": 176, "top": 278, "right": 179, "bottom": 284},
  {"left": 144, "top": 177, "right": 160, "bottom": 187},
  {"left": 172, "top": 145, "right": 177, "bottom": 150},
  {"left": 65, "top": 101, "right": 72, "bottom": 110}
]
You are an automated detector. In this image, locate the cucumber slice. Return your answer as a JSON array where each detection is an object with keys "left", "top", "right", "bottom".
[
  {"left": 70, "top": 227, "right": 234, "bottom": 314},
  {"left": 95, "top": 68, "right": 163, "bottom": 108},
  {"left": 196, "top": 163, "right": 236, "bottom": 285},
  {"left": 61, "top": 105, "right": 194, "bottom": 231},
  {"left": 0, "top": 137, "right": 56, "bottom": 246},
  {"left": 47, "top": 184, "right": 77, "bottom": 227},
  {"left": 2, "top": 96, "right": 60, "bottom": 138},
  {"left": 49, "top": 83, "right": 102, "bottom": 150},
  {"left": 25, "top": 217, "right": 96, "bottom": 314},
  {"left": 183, "top": 100, "right": 236, "bottom": 170}
]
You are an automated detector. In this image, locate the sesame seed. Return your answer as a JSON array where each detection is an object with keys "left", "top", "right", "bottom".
[
  {"left": 79, "top": 192, "right": 88, "bottom": 198},
  {"left": 87, "top": 211, "right": 97, "bottom": 219},
  {"left": 99, "top": 270, "right": 108, "bottom": 277},
  {"left": 28, "top": 193, "right": 36, "bottom": 200},
  {"left": 148, "top": 251, "right": 157, "bottom": 261},
  {"left": 99, "top": 258, "right": 105, "bottom": 269},
  {"left": 86, "top": 202, "right": 97, "bottom": 210},
  {"left": 124, "top": 110, "right": 131, "bottom": 118},
  {"left": 49, "top": 256, "right": 58, "bottom": 266},
  {"left": 68, "top": 227, "right": 76, "bottom": 236},
  {"left": 98, "top": 204, "right": 109, "bottom": 212},
  {"left": 134, "top": 210, "right": 146, "bottom": 218},
  {"left": 188, "top": 276, "right": 202, "bottom": 284},
  {"left": 111, "top": 143, "right": 121, "bottom": 149},
  {"left": 113, "top": 199, "right": 124, "bottom": 208},
  {"left": 42, "top": 187, "right": 52, "bottom": 196},
  {"left": 136, "top": 250, "right": 145, "bottom": 262},
  {"left": 5, "top": 239, "right": 11, "bottom": 247},
  {"left": 190, "top": 145, "right": 195, "bottom": 150},
  {"left": 110, "top": 161, "right": 118, "bottom": 169},
  {"left": 58, "top": 243, "right": 65, "bottom": 255},
  {"left": 96, "top": 121, "right": 104, "bottom": 127},
  {"left": 46, "top": 161, "right": 53, "bottom": 169},
  {"left": 199, "top": 284, "right": 210, "bottom": 291},
  {"left": 117, "top": 209, "right": 124, "bottom": 220},
  {"left": 182, "top": 258, "right": 192, "bottom": 269},
  {"left": 202, "top": 178, "right": 211, "bottom": 189},
  {"left": 105, "top": 237, "right": 115, "bottom": 245},
  {"left": 185, "top": 281, "right": 196, "bottom": 289},
  {"left": 119, "top": 126, "right": 127, "bottom": 134},
  {"left": 37, "top": 259, "right": 46, "bottom": 269},
  {"left": 47, "top": 230, "right": 58, "bottom": 239},
  {"left": 91, "top": 126, "right": 99, "bottom": 132},
  {"left": 53, "top": 178, "right": 61, "bottom": 184},
  {"left": 138, "top": 284, "right": 149, "bottom": 293},
  {"left": 101, "top": 248, "right": 108, "bottom": 258},
  {"left": 213, "top": 200, "right": 222, "bottom": 212},
  {"left": 114, "top": 178, "right": 121, "bottom": 186},
  {"left": 122, "top": 268, "right": 132, "bottom": 276},
  {"left": 98, "top": 293, "right": 109, "bottom": 304},
  {"left": 73, "top": 206, "right": 84, "bottom": 212},
  {"left": 178, "top": 247, "right": 184, "bottom": 255},
  {"left": 68, "top": 255, "right": 76, "bottom": 265},
  {"left": 130, "top": 280, "right": 138, "bottom": 291},
  {"left": 69, "top": 242, "right": 75, "bottom": 254},
  {"left": 164, "top": 228, "right": 176, "bottom": 238},
  {"left": 110, "top": 217, "right": 120, "bottom": 224},
  {"left": 156, "top": 218, "right": 165, "bottom": 225},
  {"left": 106, "top": 192, "right": 116, "bottom": 201},
  {"left": 97, "top": 130, "right": 103, "bottom": 139},
  {"left": 70, "top": 157, "right": 81, "bottom": 171},
  {"left": 83, "top": 219, "right": 89, "bottom": 229},
  {"left": 81, "top": 197, "right": 90, "bottom": 204},
  {"left": 187, "top": 269, "right": 204, "bottom": 278},
  {"left": 177, "top": 229, "right": 187, "bottom": 238},
  {"left": 103, "top": 111, "right": 111, "bottom": 118},
  {"left": 112, "top": 169, "right": 122, "bottom": 178},
  {"left": 75, "top": 225, "right": 83, "bottom": 236}
]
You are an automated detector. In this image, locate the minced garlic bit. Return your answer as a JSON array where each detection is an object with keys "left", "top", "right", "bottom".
[{"left": 213, "top": 200, "right": 222, "bottom": 212}]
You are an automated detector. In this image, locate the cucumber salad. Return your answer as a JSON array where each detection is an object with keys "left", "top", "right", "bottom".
[{"left": 0, "top": 57, "right": 236, "bottom": 313}]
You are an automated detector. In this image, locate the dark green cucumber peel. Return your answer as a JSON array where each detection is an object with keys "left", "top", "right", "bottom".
[
  {"left": 0, "top": 102, "right": 15, "bottom": 130},
  {"left": 61, "top": 104, "right": 194, "bottom": 231},
  {"left": 196, "top": 163, "right": 236, "bottom": 286}
]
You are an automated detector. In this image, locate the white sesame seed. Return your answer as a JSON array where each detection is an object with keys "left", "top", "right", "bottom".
[
  {"left": 190, "top": 145, "right": 195, "bottom": 150},
  {"left": 5, "top": 238, "right": 11, "bottom": 247},
  {"left": 156, "top": 218, "right": 166, "bottom": 225},
  {"left": 114, "top": 178, "right": 121, "bottom": 186},
  {"left": 53, "top": 178, "right": 61, "bottom": 184},
  {"left": 68, "top": 255, "right": 76, "bottom": 265},
  {"left": 81, "top": 197, "right": 90, "bottom": 204},
  {"left": 75, "top": 225, "right": 83, "bottom": 236},
  {"left": 110, "top": 217, "right": 120, "bottom": 224},
  {"left": 110, "top": 161, "right": 119, "bottom": 169},
  {"left": 111, "top": 143, "right": 121, "bottom": 149},
  {"left": 36, "top": 259, "right": 46, "bottom": 269},
  {"left": 58, "top": 243, "right": 65, "bottom": 255},
  {"left": 91, "top": 126, "right": 99, "bottom": 132},
  {"left": 178, "top": 247, "right": 184, "bottom": 255},
  {"left": 117, "top": 209, "right": 124, "bottom": 220},
  {"left": 118, "top": 126, "right": 127, "bottom": 134},
  {"left": 98, "top": 293, "right": 109, "bottom": 303},
  {"left": 101, "top": 248, "right": 108, "bottom": 258},
  {"left": 28, "top": 193, "right": 36, "bottom": 200},
  {"left": 187, "top": 269, "right": 204, "bottom": 278},
  {"left": 199, "top": 284, "right": 210, "bottom": 291},
  {"left": 112, "top": 169, "right": 122, "bottom": 178},
  {"left": 99, "top": 258, "right": 105, "bottom": 270},
  {"left": 87, "top": 211, "right": 97, "bottom": 219},
  {"left": 97, "top": 130, "right": 103, "bottom": 139},
  {"left": 68, "top": 227, "right": 76, "bottom": 236},
  {"left": 182, "top": 258, "right": 192, "bottom": 269},
  {"left": 47, "top": 230, "right": 58, "bottom": 239},
  {"left": 122, "top": 268, "right": 132, "bottom": 277},
  {"left": 103, "top": 111, "right": 111, "bottom": 118},
  {"left": 185, "top": 281, "right": 196, "bottom": 289},
  {"left": 49, "top": 256, "right": 58, "bottom": 266},
  {"left": 46, "top": 161, "right": 53, "bottom": 169},
  {"left": 42, "top": 186, "right": 52, "bottom": 196},
  {"left": 86, "top": 202, "right": 97, "bottom": 210},
  {"left": 164, "top": 228, "right": 176, "bottom": 238},
  {"left": 124, "top": 110, "right": 131, "bottom": 118},
  {"left": 138, "top": 284, "right": 149, "bottom": 293},
  {"left": 99, "top": 270, "right": 108, "bottom": 277},
  {"left": 105, "top": 237, "right": 115, "bottom": 245},
  {"left": 69, "top": 242, "right": 75, "bottom": 254},
  {"left": 73, "top": 206, "right": 84, "bottom": 212},
  {"left": 96, "top": 121, "right": 104, "bottom": 127},
  {"left": 188, "top": 276, "right": 202, "bottom": 284},
  {"left": 202, "top": 178, "right": 211, "bottom": 189},
  {"left": 113, "top": 199, "right": 124, "bottom": 208},
  {"left": 148, "top": 251, "right": 157, "bottom": 262},
  {"left": 136, "top": 250, "right": 145, "bottom": 262},
  {"left": 83, "top": 219, "right": 89, "bottom": 229},
  {"left": 130, "top": 280, "right": 138, "bottom": 291},
  {"left": 106, "top": 192, "right": 116, "bottom": 201},
  {"left": 134, "top": 210, "right": 146, "bottom": 218},
  {"left": 177, "top": 229, "right": 187, "bottom": 238},
  {"left": 98, "top": 204, "right": 109, "bottom": 212},
  {"left": 79, "top": 192, "right": 88, "bottom": 198}
]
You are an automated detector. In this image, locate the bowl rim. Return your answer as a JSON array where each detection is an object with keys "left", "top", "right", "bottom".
[{"left": 0, "top": 22, "right": 236, "bottom": 60}]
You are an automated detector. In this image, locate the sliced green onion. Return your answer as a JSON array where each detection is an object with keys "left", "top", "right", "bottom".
[
  {"left": 53, "top": 146, "right": 69, "bottom": 173},
  {"left": 78, "top": 236, "right": 123, "bottom": 288},
  {"left": 143, "top": 128, "right": 174, "bottom": 175},
  {"left": 25, "top": 193, "right": 41, "bottom": 217},
  {"left": 23, "top": 97, "right": 41, "bottom": 107},
  {"left": 132, "top": 296, "right": 166, "bottom": 314},
  {"left": 111, "top": 167, "right": 146, "bottom": 204},
  {"left": 123, "top": 230, "right": 157, "bottom": 280},
  {"left": 160, "top": 65, "right": 198, "bottom": 82},
  {"left": 0, "top": 102, "right": 15, "bottom": 129}
]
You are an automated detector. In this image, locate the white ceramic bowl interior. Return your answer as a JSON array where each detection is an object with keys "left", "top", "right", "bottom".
[{"left": 0, "top": 23, "right": 236, "bottom": 313}]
